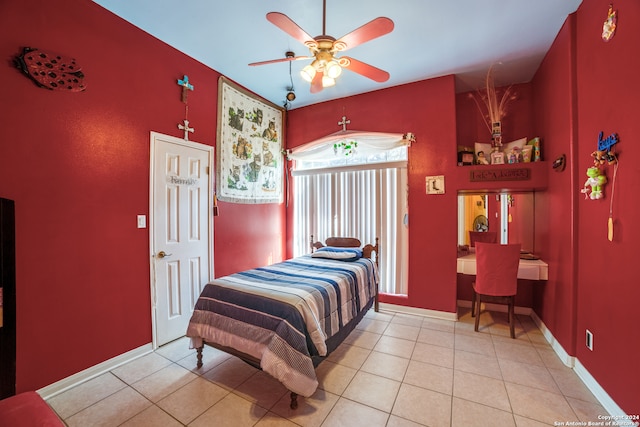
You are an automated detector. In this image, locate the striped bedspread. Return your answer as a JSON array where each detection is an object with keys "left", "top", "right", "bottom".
[{"left": 186, "top": 254, "right": 379, "bottom": 397}]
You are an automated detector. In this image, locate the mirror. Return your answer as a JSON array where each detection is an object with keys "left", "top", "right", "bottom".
[{"left": 458, "top": 192, "right": 535, "bottom": 253}]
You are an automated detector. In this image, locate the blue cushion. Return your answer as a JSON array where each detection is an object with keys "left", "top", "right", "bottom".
[{"left": 310, "top": 246, "right": 362, "bottom": 261}]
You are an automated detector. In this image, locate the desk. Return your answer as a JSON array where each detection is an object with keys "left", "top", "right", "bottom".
[{"left": 457, "top": 253, "right": 548, "bottom": 280}]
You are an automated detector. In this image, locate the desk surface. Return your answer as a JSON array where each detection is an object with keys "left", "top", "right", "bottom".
[{"left": 457, "top": 253, "right": 548, "bottom": 281}]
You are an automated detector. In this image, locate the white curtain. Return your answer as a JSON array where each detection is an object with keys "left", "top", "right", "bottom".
[
  {"left": 292, "top": 162, "right": 409, "bottom": 295},
  {"left": 287, "top": 130, "right": 413, "bottom": 161}
]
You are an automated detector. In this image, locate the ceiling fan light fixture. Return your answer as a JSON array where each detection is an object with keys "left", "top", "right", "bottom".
[
  {"left": 322, "top": 75, "right": 335, "bottom": 88},
  {"left": 301, "top": 64, "right": 316, "bottom": 82},
  {"left": 325, "top": 60, "right": 342, "bottom": 78}
]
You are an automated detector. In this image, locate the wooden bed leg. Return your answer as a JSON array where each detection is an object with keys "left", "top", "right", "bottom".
[
  {"left": 196, "top": 345, "right": 203, "bottom": 369},
  {"left": 289, "top": 392, "right": 298, "bottom": 409}
]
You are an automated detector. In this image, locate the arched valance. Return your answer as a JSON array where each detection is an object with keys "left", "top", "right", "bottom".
[{"left": 287, "top": 130, "right": 415, "bottom": 161}]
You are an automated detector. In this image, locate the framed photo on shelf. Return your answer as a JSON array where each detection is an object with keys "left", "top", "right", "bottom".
[{"left": 491, "top": 151, "right": 505, "bottom": 165}]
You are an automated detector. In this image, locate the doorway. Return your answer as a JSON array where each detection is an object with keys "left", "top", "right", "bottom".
[{"left": 149, "top": 132, "right": 213, "bottom": 347}]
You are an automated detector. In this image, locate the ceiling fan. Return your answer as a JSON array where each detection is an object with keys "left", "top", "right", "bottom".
[{"left": 249, "top": 0, "right": 394, "bottom": 94}]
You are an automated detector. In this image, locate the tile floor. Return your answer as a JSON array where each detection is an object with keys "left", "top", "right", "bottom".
[{"left": 46, "top": 307, "right": 607, "bottom": 426}]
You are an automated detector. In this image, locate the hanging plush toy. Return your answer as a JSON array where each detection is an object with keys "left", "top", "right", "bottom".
[{"left": 581, "top": 167, "right": 607, "bottom": 199}]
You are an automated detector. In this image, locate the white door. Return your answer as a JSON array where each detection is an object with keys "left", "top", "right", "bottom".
[{"left": 150, "top": 132, "right": 213, "bottom": 347}]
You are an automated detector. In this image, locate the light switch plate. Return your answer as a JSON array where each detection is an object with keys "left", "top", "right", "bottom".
[{"left": 137, "top": 215, "right": 146, "bottom": 228}]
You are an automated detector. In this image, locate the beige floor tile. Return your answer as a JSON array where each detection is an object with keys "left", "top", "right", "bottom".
[
  {"left": 417, "top": 327, "right": 455, "bottom": 348},
  {"left": 536, "top": 346, "right": 570, "bottom": 370},
  {"left": 201, "top": 356, "right": 259, "bottom": 391},
  {"left": 493, "top": 340, "right": 544, "bottom": 366},
  {"left": 155, "top": 336, "right": 193, "bottom": 362},
  {"left": 451, "top": 397, "right": 516, "bottom": 427},
  {"left": 421, "top": 316, "right": 456, "bottom": 333},
  {"left": 566, "top": 396, "right": 608, "bottom": 423},
  {"left": 175, "top": 344, "right": 232, "bottom": 373},
  {"left": 342, "top": 370, "right": 401, "bottom": 413},
  {"left": 189, "top": 392, "right": 267, "bottom": 427},
  {"left": 411, "top": 342, "right": 455, "bottom": 368},
  {"left": 233, "top": 370, "right": 289, "bottom": 410},
  {"left": 325, "top": 343, "right": 371, "bottom": 369},
  {"left": 315, "top": 361, "right": 358, "bottom": 395},
  {"left": 111, "top": 352, "right": 172, "bottom": 385},
  {"left": 391, "top": 313, "right": 425, "bottom": 328},
  {"left": 392, "top": 383, "right": 452, "bottom": 426},
  {"left": 270, "top": 388, "right": 340, "bottom": 427},
  {"left": 355, "top": 317, "right": 390, "bottom": 334},
  {"left": 47, "top": 372, "right": 127, "bottom": 419},
  {"left": 386, "top": 415, "right": 427, "bottom": 426},
  {"left": 65, "top": 387, "right": 151, "bottom": 427},
  {"left": 342, "top": 329, "right": 382, "bottom": 350},
  {"left": 498, "top": 358, "right": 561, "bottom": 394},
  {"left": 454, "top": 349, "right": 502, "bottom": 380},
  {"left": 360, "top": 351, "right": 409, "bottom": 381},
  {"left": 119, "top": 405, "right": 183, "bottom": 427},
  {"left": 505, "top": 382, "right": 578, "bottom": 425},
  {"left": 132, "top": 363, "right": 198, "bottom": 402},
  {"left": 453, "top": 370, "right": 512, "bottom": 412},
  {"left": 547, "top": 367, "right": 599, "bottom": 404},
  {"left": 322, "top": 397, "right": 389, "bottom": 426},
  {"left": 383, "top": 323, "right": 421, "bottom": 341},
  {"left": 156, "top": 376, "right": 228, "bottom": 424},
  {"left": 454, "top": 332, "right": 496, "bottom": 357},
  {"left": 373, "top": 335, "right": 416, "bottom": 358},
  {"left": 365, "top": 309, "right": 395, "bottom": 322},
  {"left": 404, "top": 359, "right": 453, "bottom": 395},
  {"left": 255, "top": 411, "right": 300, "bottom": 426},
  {"left": 513, "top": 415, "right": 552, "bottom": 427}
]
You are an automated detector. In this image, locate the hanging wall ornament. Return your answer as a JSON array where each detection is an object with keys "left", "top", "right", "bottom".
[
  {"left": 15, "top": 47, "right": 86, "bottom": 92},
  {"left": 602, "top": 4, "right": 617, "bottom": 42}
]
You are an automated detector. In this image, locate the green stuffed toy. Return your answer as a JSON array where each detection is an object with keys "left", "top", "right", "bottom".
[{"left": 581, "top": 166, "right": 607, "bottom": 199}]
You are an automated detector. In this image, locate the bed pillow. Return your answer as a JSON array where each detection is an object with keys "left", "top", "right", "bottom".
[{"left": 310, "top": 246, "right": 362, "bottom": 261}]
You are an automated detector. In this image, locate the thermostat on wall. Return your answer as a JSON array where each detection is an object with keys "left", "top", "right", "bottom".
[{"left": 426, "top": 175, "right": 445, "bottom": 195}]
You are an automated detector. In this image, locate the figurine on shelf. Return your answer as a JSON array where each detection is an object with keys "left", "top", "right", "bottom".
[{"left": 476, "top": 151, "right": 489, "bottom": 165}]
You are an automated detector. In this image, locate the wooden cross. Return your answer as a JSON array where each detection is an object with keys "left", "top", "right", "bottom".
[
  {"left": 338, "top": 115, "right": 350, "bottom": 131},
  {"left": 177, "top": 75, "right": 194, "bottom": 103},
  {"left": 178, "top": 119, "right": 194, "bottom": 141}
]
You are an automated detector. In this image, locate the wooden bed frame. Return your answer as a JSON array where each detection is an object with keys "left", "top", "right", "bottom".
[{"left": 195, "top": 236, "right": 379, "bottom": 409}]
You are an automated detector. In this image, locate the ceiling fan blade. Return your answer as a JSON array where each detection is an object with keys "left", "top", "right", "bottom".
[
  {"left": 341, "top": 56, "right": 390, "bottom": 82},
  {"left": 310, "top": 72, "right": 324, "bottom": 93},
  {"left": 335, "top": 17, "right": 394, "bottom": 51},
  {"left": 249, "top": 55, "right": 309, "bottom": 67},
  {"left": 266, "top": 12, "right": 314, "bottom": 45}
]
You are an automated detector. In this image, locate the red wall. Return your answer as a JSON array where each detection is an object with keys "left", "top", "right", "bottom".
[
  {"left": 572, "top": 0, "right": 639, "bottom": 414},
  {"left": 287, "top": 77, "right": 460, "bottom": 313},
  {"left": 0, "top": 0, "right": 284, "bottom": 392},
  {"left": 534, "top": 1, "right": 639, "bottom": 414}
]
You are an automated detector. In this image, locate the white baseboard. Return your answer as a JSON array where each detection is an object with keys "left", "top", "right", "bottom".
[
  {"left": 37, "top": 343, "right": 153, "bottom": 400},
  {"left": 379, "top": 302, "right": 458, "bottom": 321},
  {"left": 530, "top": 311, "right": 629, "bottom": 418}
]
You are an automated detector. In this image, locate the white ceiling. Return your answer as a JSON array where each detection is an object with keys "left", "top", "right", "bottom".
[{"left": 93, "top": 0, "right": 582, "bottom": 110}]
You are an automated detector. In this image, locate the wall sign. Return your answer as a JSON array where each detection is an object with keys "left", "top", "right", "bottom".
[
  {"left": 470, "top": 168, "right": 530, "bottom": 182},
  {"left": 425, "top": 175, "right": 445, "bottom": 194}
]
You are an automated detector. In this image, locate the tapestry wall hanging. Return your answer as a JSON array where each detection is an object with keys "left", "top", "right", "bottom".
[{"left": 217, "top": 77, "right": 284, "bottom": 204}]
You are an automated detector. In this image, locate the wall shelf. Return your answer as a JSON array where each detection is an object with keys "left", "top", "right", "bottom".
[{"left": 455, "top": 161, "right": 548, "bottom": 193}]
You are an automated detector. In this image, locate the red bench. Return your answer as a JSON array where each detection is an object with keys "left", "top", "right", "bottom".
[{"left": 0, "top": 391, "right": 64, "bottom": 426}]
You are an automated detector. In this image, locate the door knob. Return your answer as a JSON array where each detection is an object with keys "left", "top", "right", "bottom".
[{"left": 157, "top": 251, "right": 172, "bottom": 259}]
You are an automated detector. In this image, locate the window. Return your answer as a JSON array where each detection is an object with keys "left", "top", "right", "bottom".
[{"left": 290, "top": 132, "right": 410, "bottom": 295}]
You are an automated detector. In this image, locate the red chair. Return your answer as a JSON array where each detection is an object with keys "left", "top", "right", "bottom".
[
  {"left": 469, "top": 231, "right": 498, "bottom": 247},
  {"left": 471, "top": 242, "right": 521, "bottom": 338}
]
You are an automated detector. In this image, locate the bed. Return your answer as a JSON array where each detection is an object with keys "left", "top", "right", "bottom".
[{"left": 186, "top": 236, "right": 379, "bottom": 409}]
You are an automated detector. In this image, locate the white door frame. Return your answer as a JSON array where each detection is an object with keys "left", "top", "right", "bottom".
[{"left": 148, "top": 131, "right": 214, "bottom": 349}]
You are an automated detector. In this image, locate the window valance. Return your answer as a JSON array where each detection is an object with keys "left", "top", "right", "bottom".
[{"left": 286, "top": 130, "right": 414, "bottom": 161}]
